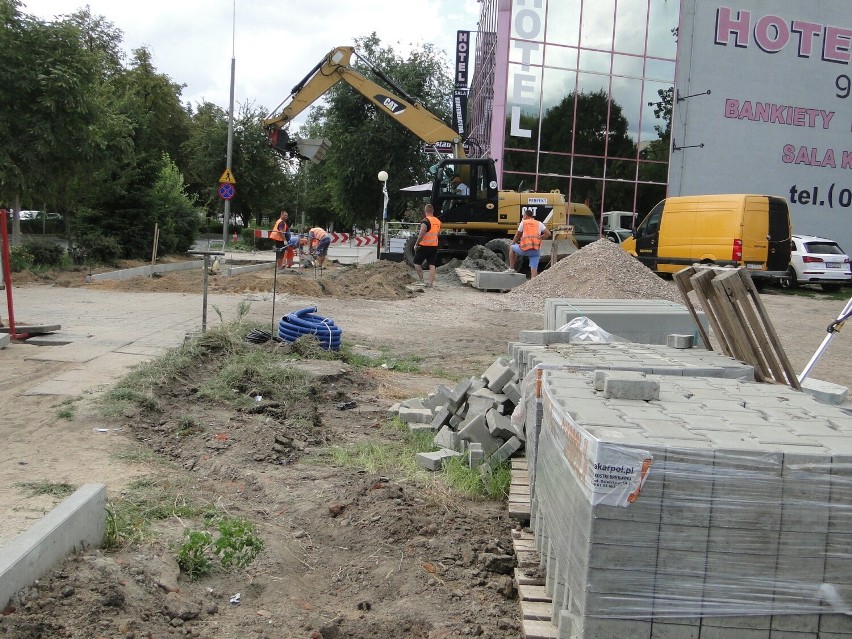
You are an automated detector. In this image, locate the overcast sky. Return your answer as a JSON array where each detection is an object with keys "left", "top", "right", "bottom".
[{"left": 23, "top": 0, "right": 480, "bottom": 119}]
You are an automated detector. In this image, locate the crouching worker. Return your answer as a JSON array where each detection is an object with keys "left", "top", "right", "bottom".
[
  {"left": 307, "top": 227, "right": 332, "bottom": 268},
  {"left": 509, "top": 209, "right": 550, "bottom": 278}
]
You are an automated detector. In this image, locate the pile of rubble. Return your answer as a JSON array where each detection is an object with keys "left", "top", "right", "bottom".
[{"left": 389, "top": 357, "right": 526, "bottom": 472}]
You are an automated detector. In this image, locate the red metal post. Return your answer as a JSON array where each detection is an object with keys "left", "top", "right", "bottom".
[{"left": 0, "top": 208, "right": 20, "bottom": 338}]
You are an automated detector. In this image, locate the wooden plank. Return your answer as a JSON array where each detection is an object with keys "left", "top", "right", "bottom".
[
  {"left": 509, "top": 503, "right": 531, "bottom": 521},
  {"left": 518, "top": 583, "right": 551, "bottom": 602},
  {"left": 736, "top": 270, "right": 802, "bottom": 390},
  {"left": 690, "top": 269, "right": 737, "bottom": 359},
  {"left": 521, "top": 599, "right": 553, "bottom": 621},
  {"left": 512, "top": 470, "right": 530, "bottom": 482},
  {"left": 673, "top": 266, "right": 714, "bottom": 351},
  {"left": 515, "top": 567, "right": 545, "bottom": 587},
  {"left": 512, "top": 458, "right": 528, "bottom": 470},
  {"left": 513, "top": 537, "right": 537, "bottom": 553},
  {"left": 715, "top": 270, "right": 785, "bottom": 383},
  {"left": 516, "top": 549, "right": 540, "bottom": 568},
  {"left": 523, "top": 619, "right": 559, "bottom": 639},
  {"left": 510, "top": 484, "right": 531, "bottom": 496}
]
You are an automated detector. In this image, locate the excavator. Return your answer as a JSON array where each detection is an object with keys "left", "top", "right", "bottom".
[{"left": 263, "top": 45, "right": 591, "bottom": 266}]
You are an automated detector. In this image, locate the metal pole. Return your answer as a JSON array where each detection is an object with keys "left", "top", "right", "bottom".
[
  {"left": 222, "top": 2, "right": 236, "bottom": 250},
  {"left": 271, "top": 261, "right": 279, "bottom": 336},
  {"left": 1, "top": 209, "right": 19, "bottom": 337},
  {"left": 201, "top": 255, "right": 210, "bottom": 333},
  {"left": 798, "top": 296, "right": 852, "bottom": 383}
]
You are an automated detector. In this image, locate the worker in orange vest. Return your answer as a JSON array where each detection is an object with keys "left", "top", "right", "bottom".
[
  {"left": 269, "top": 211, "right": 293, "bottom": 269},
  {"left": 509, "top": 209, "right": 551, "bottom": 278},
  {"left": 307, "top": 227, "right": 332, "bottom": 268},
  {"left": 413, "top": 203, "right": 441, "bottom": 287}
]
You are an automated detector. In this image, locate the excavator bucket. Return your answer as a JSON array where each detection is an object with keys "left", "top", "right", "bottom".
[
  {"left": 295, "top": 138, "right": 332, "bottom": 164},
  {"left": 266, "top": 127, "right": 331, "bottom": 165}
]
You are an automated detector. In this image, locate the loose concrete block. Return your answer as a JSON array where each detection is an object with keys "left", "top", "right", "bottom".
[
  {"left": 504, "top": 380, "right": 522, "bottom": 405},
  {"left": 469, "top": 377, "right": 487, "bottom": 394},
  {"left": 387, "top": 402, "right": 400, "bottom": 418},
  {"left": 486, "top": 409, "right": 516, "bottom": 440},
  {"left": 801, "top": 377, "right": 849, "bottom": 405},
  {"left": 467, "top": 394, "right": 498, "bottom": 417},
  {"left": 458, "top": 413, "right": 502, "bottom": 457},
  {"left": 0, "top": 333, "right": 10, "bottom": 349},
  {"left": 429, "top": 407, "right": 451, "bottom": 430},
  {"left": 421, "top": 392, "right": 444, "bottom": 411},
  {"left": 518, "top": 329, "right": 552, "bottom": 345},
  {"left": 446, "top": 377, "right": 473, "bottom": 412},
  {"left": 482, "top": 357, "right": 515, "bottom": 392},
  {"left": 601, "top": 371, "right": 660, "bottom": 400},
  {"left": 408, "top": 423, "right": 438, "bottom": 434},
  {"left": 468, "top": 442, "right": 484, "bottom": 468},
  {"left": 400, "top": 397, "right": 426, "bottom": 410},
  {"left": 473, "top": 270, "right": 526, "bottom": 290},
  {"left": 485, "top": 436, "right": 523, "bottom": 467},
  {"left": 666, "top": 333, "right": 695, "bottom": 349},
  {"left": 434, "top": 425, "right": 459, "bottom": 451},
  {"left": 449, "top": 414, "right": 463, "bottom": 428},
  {"left": 416, "top": 448, "right": 463, "bottom": 471},
  {"left": 1, "top": 484, "right": 107, "bottom": 608},
  {"left": 398, "top": 406, "right": 433, "bottom": 424}
]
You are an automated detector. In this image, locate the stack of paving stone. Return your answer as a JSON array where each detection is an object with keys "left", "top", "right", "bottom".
[
  {"left": 391, "top": 358, "right": 529, "bottom": 472},
  {"left": 518, "top": 351, "right": 852, "bottom": 639}
]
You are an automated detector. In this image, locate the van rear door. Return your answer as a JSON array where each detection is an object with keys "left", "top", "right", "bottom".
[{"left": 765, "top": 197, "right": 792, "bottom": 272}]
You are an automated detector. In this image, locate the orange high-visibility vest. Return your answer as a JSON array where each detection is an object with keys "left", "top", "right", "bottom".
[
  {"left": 270, "top": 219, "right": 288, "bottom": 241},
  {"left": 518, "top": 218, "right": 543, "bottom": 251},
  {"left": 308, "top": 228, "right": 328, "bottom": 250},
  {"left": 419, "top": 215, "right": 441, "bottom": 247}
]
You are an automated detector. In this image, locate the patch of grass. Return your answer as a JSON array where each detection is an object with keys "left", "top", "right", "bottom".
[
  {"left": 322, "top": 418, "right": 509, "bottom": 500},
  {"left": 52, "top": 397, "right": 81, "bottom": 421},
  {"left": 199, "top": 348, "right": 312, "bottom": 409},
  {"left": 14, "top": 481, "right": 76, "bottom": 499},
  {"left": 442, "top": 456, "right": 511, "bottom": 500},
  {"left": 765, "top": 285, "right": 850, "bottom": 302},
  {"left": 112, "top": 445, "right": 171, "bottom": 466},
  {"left": 339, "top": 344, "right": 423, "bottom": 373},
  {"left": 176, "top": 416, "right": 201, "bottom": 437},
  {"left": 428, "top": 367, "right": 466, "bottom": 382},
  {"left": 105, "top": 476, "right": 214, "bottom": 549},
  {"left": 177, "top": 516, "right": 264, "bottom": 580}
]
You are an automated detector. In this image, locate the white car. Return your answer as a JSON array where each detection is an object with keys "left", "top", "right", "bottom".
[{"left": 783, "top": 234, "right": 851, "bottom": 292}]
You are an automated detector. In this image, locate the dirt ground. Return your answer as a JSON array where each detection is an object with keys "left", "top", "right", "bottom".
[{"left": 0, "top": 256, "right": 850, "bottom": 639}]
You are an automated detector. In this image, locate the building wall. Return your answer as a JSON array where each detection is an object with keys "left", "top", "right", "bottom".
[
  {"left": 470, "top": 0, "right": 679, "bottom": 224},
  {"left": 671, "top": 0, "right": 852, "bottom": 253}
]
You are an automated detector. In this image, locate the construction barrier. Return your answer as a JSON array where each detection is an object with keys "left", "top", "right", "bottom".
[{"left": 253, "top": 230, "right": 378, "bottom": 246}]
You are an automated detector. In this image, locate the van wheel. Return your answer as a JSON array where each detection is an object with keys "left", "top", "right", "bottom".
[
  {"left": 780, "top": 267, "right": 797, "bottom": 290},
  {"left": 821, "top": 283, "right": 841, "bottom": 293}
]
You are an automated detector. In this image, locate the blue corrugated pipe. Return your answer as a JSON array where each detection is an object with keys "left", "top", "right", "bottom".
[{"left": 277, "top": 306, "right": 342, "bottom": 351}]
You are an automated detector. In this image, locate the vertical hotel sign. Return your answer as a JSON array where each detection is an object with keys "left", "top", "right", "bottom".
[{"left": 453, "top": 30, "right": 470, "bottom": 137}]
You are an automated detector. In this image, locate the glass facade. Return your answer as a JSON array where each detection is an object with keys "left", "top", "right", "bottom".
[{"left": 469, "top": 0, "right": 679, "bottom": 225}]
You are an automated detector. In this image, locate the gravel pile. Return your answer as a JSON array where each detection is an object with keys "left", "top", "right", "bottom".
[
  {"left": 459, "top": 245, "right": 505, "bottom": 271},
  {"left": 503, "top": 239, "right": 688, "bottom": 307}
]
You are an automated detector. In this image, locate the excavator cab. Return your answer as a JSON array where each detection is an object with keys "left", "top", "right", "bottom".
[{"left": 432, "top": 158, "right": 499, "bottom": 225}]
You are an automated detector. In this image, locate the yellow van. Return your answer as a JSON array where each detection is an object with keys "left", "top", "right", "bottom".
[{"left": 621, "top": 194, "right": 792, "bottom": 281}]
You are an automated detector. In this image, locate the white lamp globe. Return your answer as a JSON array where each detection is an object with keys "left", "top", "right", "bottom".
[{"left": 377, "top": 170, "right": 388, "bottom": 182}]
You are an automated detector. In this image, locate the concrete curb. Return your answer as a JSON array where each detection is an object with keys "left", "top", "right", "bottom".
[
  {"left": 0, "top": 483, "right": 107, "bottom": 607},
  {"left": 86, "top": 260, "right": 203, "bottom": 282},
  {"left": 0, "top": 333, "right": 9, "bottom": 349}
]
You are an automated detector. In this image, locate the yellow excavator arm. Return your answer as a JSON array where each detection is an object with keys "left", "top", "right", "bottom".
[{"left": 263, "top": 46, "right": 466, "bottom": 159}]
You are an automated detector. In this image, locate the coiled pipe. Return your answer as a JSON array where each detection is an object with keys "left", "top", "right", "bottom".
[{"left": 277, "top": 306, "right": 342, "bottom": 351}]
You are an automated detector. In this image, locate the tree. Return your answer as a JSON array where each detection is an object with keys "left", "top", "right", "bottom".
[{"left": 296, "top": 34, "right": 454, "bottom": 228}]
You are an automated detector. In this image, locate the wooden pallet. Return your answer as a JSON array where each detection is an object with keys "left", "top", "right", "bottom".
[
  {"left": 673, "top": 265, "right": 800, "bottom": 389},
  {"left": 512, "top": 532, "right": 559, "bottom": 638},
  {"left": 509, "top": 457, "right": 531, "bottom": 521}
]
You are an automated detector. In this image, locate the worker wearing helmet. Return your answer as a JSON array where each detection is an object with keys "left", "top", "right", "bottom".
[
  {"left": 307, "top": 227, "right": 332, "bottom": 268},
  {"left": 509, "top": 209, "right": 550, "bottom": 278}
]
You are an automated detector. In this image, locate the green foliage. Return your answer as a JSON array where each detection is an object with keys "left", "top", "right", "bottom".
[
  {"left": 8, "top": 245, "right": 33, "bottom": 271},
  {"left": 442, "top": 456, "right": 511, "bottom": 500},
  {"left": 74, "top": 232, "right": 122, "bottom": 265},
  {"left": 177, "top": 517, "right": 263, "bottom": 580},
  {"left": 22, "top": 240, "right": 65, "bottom": 267},
  {"left": 177, "top": 529, "right": 214, "bottom": 579},
  {"left": 213, "top": 518, "right": 264, "bottom": 569}
]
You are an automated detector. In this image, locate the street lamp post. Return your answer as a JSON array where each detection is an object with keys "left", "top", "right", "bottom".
[{"left": 377, "top": 170, "right": 388, "bottom": 260}]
